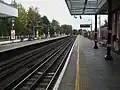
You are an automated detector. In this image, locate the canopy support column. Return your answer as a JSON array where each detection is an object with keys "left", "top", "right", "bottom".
[
  {"left": 114, "top": 11, "right": 118, "bottom": 42},
  {"left": 105, "top": 0, "right": 113, "bottom": 60},
  {"left": 94, "top": 14, "right": 98, "bottom": 49}
]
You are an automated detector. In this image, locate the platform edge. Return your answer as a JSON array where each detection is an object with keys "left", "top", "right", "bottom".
[{"left": 53, "top": 38, "right": 76, "bottom": 90}]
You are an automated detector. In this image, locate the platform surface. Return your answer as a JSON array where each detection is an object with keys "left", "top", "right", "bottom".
[
  {"left": 58, "top": 35, "right": 120, "bottom": 90},
  {"left": 0, "top": 36, "right": 66, "bottom": 52}
]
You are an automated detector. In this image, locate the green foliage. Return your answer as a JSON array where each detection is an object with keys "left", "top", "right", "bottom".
[
  {"left": 27, "top": 6, "right": 41, "bottom": 35},
  {"left": 41, "top": 16, "right": 50, "bottom": 36},
  {"left": 41, "top": 16, "right": 50, "bottom": 25},
  {"left": 50, "top": 19, "right": 60, "bottom": 37},
  {"left": 11, "top": 0, "right": 17, "bottom": 8},
  {"left": 0, "top": 1, "right": 73, "bottom": 38},
  {"left": 15, "top": 4, "right": 28, "bottom": 35},
  {"left": 72, "top": 29, "right": 78, "bottom": 35},
  {"left": 0, "top": 17, "right": 11, "bottom": 36},
  {"left": 61, "top": 24, "right": 72, "bottom": 35}
]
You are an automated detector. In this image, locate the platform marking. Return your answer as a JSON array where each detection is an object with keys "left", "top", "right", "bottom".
[
  {"left": 53, "top": 37, "right": 77, "bottom": 90},
  {"left": 75, "top": 36, "right": 80, "bottom": 90}
]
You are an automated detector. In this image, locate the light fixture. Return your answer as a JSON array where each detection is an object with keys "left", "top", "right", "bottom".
[
  {"left": 74, "top": 15, "right": 77, "bottom": 19},
  {"left": 80, "top": 15, "right": 82, "bottom": 19}
]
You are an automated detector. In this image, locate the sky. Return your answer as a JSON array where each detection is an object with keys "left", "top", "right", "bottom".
[{"left": 6, "top": 0, "right": 107, "bottom": 30}]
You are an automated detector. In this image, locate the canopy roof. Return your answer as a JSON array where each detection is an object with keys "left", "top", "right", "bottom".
[
  {"left": 0, "top": 0, "right": 18, "bottom": 17},
  {"left": 65, "top": 0, "right": 106, "bottom": 15}
]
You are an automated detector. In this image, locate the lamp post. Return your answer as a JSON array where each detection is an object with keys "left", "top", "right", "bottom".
[
  {"left": 11, "top": 17, "right": 15, "bottom": 41},
  {"left": 47, "top": 25, "right": 50, "bottom": 38},
  {"left": 33, "top": 20, "right": 41, "bottom": 39},
  {"left": 98, "top": 15, "right": 101, "bottom": 41},
  {"left": 54, "top": 26, "right": 57, "bottom": 37},
  {"left": 36, "top": 21, "right": 41, "bottom": 38},
  {"left": 88, "top": 19, "right": 92, "bottom": 39}
]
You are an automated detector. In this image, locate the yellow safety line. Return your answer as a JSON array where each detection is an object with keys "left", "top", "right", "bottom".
[{"left": 75, "top": 36, "right": 80, "bottom": 90}]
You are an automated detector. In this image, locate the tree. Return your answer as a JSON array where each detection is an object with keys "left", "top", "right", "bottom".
[
  {"left": 42, "top": 16, "right": 50, "bottom": 25},
  {"left": 60, "top": 24, "right": 72, "bottom": 35},
  {"left": 11, "top": 0, "right": 17, "bottom": 8},
  {"left": 27, "top": 6, "right": 41, "bottom": 36},
  {"left": 0, "top": 17, "right": 13, "bottom": 37},
  {"left": 78, "top": 29, "right": 82, "bottom": 35},
  {"left": 15, "top": 4, "right": 28, "bottom": 35},
  {"left": 50, "top": 19, "right": 60, "bottom": 37},
  {"left": 0, "top": 18, "right": 9, "bottom": 36},
  {"left": 0, "top": 1, "right": 74, "bottom": 39},
  {"left": 41, "top": 16, "right": 50, "bottom": 37},
  {"left": 66, "top": 25, "right": 72, "bottom": 35},
  {"left": 72, "top": 29, "right": 78, "bottom": 35}
]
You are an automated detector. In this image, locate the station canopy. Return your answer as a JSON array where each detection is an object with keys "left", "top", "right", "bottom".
[
  {"left": 0, "top": 0, "right": 18, "bottom": 17},
  {"left": 65, "top": 0, "right": 107, "bottom": 15}
]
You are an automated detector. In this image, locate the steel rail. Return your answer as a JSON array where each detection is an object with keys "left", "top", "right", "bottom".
[
  {"left": 0, "top": 38, "right": 70, "bottom": 81},
  {"left": 3, "top": 38, "right": 72, "bottom": 90},
  {"left": 28, "top": 41, "right": 72, "bottom": 90},
  {"left": 46, "top": 39, "right": 74, "bottom": 90}
]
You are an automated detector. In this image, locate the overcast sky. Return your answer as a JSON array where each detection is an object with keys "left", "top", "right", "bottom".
[{"left": 6, "top": 0, "right": 107, "bottom": 30}]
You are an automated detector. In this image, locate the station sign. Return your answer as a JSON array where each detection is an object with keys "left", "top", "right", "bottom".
[
  {"left": 80, "top": 24, "right": 91, "bottom": 28},
  {"left": 11, "top": 30, "right": 15, "bottom": 40}
]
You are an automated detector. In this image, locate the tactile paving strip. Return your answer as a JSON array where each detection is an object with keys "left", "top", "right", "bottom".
[{"left": 79, "top": 45, "right": 92, "bottom": 90}]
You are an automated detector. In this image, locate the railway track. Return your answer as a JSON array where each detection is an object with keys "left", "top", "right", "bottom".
[
  {"left": 2, "top": 36, "right": 76, "bottom": 90},
  {"left": 0, "top": 37, "right": 68, "bottom": 70},
  {"left": 0, "top": 37, "right": 71, "bottom": 89}
]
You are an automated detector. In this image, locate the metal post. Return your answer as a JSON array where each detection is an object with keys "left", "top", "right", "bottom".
[
  {"left": 105, "top": 0, "right": 113, "bottom": 60},
  {"left": 94, "top": 14, "right": 98, "bottom": 49},
  {"left": 11, "top": 17, "right": 15, "bottom": 41},
  {"left": 99, "top": 15, "right": 101, "bottom": 41},
  {"left": 114, "top": 11, "right": 118, "bottom": 41},
  {"left": 88, "top": 19, "right": 92, "bottom": 39},
  {"left": 47, "top": 26, "right": 50, "bottom": 38},
  {"left": 91, "top": 22, "right": 92, "bottom": 39}
]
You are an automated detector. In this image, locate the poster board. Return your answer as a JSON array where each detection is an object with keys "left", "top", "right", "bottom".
[{"left": 11, "top": 30, "right": 15, "bottom": 40}]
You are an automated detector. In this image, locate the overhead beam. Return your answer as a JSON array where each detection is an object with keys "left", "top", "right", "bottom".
[
  {"left": 71, "top": 8, "right": 100, "bottom": 10},
  {"left": 82, "top": 0, "right": 88, "bottom": 14},
  {"left": 65, "top": 0, "right": 72, "bottom": 15}
]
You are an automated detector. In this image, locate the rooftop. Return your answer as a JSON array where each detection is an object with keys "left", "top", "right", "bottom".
[{"left": 65, "top": 0, "right": 107, "bottom": 15}]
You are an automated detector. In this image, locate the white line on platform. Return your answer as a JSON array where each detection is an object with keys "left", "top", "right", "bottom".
[
  {"left": 75, "top": 35, "right": 80, "bottom": 90},
  {"left": 53, "top": 38, "right": 76, "bottom": 90}
]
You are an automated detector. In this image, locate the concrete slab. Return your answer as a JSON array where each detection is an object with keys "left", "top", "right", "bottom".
[{"left": 58, "top": 35, "right": 120, "bottom": 90}]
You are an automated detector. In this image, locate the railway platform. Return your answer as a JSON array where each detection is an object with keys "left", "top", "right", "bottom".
[
  {"left": 57, "top": 35, "right": 120, "bottom": 90},
  {"left": 0, "top": 36, "right": 67, "bottom": 52}
]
